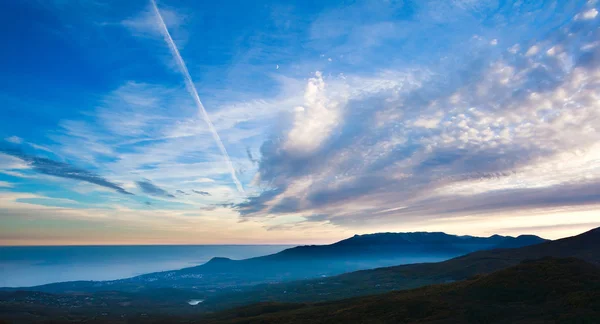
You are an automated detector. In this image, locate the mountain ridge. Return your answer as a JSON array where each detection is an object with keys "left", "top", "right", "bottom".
[
  {"left": 0, "top": 231, "right": 546, "bottom": 293},
  {"left": 192, "top": 226, "right": 599, "bottom": 310},
  {"left": 1, "top": 228, "right": 597, "bottom": 323},
  {"left": 201, "top": 231, "right": 545, "bottom": 263}
]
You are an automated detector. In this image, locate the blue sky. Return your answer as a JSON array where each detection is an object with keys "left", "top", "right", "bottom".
[{"left": 1, "top": 0, "right": 600, "bottom": 245}]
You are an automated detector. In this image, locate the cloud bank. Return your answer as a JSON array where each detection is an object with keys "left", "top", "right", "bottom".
[
  {"left": 2, "top": 0, "right": 599, "bottom": 244},
  {"left": 236, "top": 6, "right": 600, "bottom": 230}
]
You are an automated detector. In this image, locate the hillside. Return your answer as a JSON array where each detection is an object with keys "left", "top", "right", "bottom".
[
  {"left": 9, "top": 232, "right": 544, "bottom": 293},
  {"left": 20, "top": 257, "right": 592, "bottom": 324},
  {"left": 196, "top": 257, "right": 600, "bottom": 324}
]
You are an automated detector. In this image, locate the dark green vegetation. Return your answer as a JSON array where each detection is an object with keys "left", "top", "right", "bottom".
[
  {"left": 0, "top": 288, "right": 207, "bottom": 324},
  {"left": 1, "top": 228, "right": 598, "bottom": 323},
  {"left": 193, "top": 257, "right": 600, "bottom": 324}
]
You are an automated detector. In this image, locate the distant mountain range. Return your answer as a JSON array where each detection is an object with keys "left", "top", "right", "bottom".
[
  {"left": 1, "top": 228, "right": 598, "bottom": 323},
  {"left": 7, "top": 231, "right": 546, "bottom": 293},
  {"left": 271, "top": 232, "right": 546, "bottom": 258},
  {"left": 197, "top": 226, "right": 599, "bottom": 309}
]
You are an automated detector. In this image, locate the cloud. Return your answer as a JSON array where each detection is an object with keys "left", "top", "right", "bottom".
[
  {"left": 575, "top": 8, "right": 598, "bottom": 21},
  {"left": 4, "top": 0, "right": 599, "bottom": 242},
  {"left": 246, "top": 148, "right": 259, "bottom": 165},
  {"left": 27, "top": 143, "right": 54, "bottom": 153},
  {"left": 0, "top": 148, "right": 133, "bottom": 195},
  {"left": 413, "top": 116, "right": 442, "bottom": 129},
  {"left": 236, "top": 188, "right": 285, "bottom": 215},
  {"left": 4, "top": 136, "right": 23, "bottom": 144},
  {"left": 498, "top": 222, "right": 600, "bottom": 234},
  {"left": 270, "top": 197, "right": 300, "bottom": 214},
  {"left": 41, "top": 79, "right": 253, "bottom": 207},
  {"left": 150, "top": 0, "right": 244, "bottom": 193},
  {"left": 233, "top": 9, "right": 600, "bottom": 229},
  {"left": 387, "top": 180, "right": 600, "bottom": 219},
  {"left": 0, "top": 181, "right": 13, "bottom": 188},
  {"left": 176, "top": 189, "right": 189, "bottom": 195},
  {"left": 183, "top": 178, "right": 216, "bottom": 184},
  {"left": 136, "top": 179, "right": 175, "bottom": 198},
  {"left": 122, "top": 3, "right": 186, "bottom": 40},
  {"left": 284, "top": 71, "right": 343, "bottom": 154},
  {"left": 525, "top": 45, "right": 539, "bottom": 56},
  {"left": 191, "top": 189, "right": 211, "bottom": 196}
]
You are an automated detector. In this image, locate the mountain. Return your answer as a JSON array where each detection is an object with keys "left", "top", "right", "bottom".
[
  {"left": 0, "top": 229, "right": 595, "bottom": 323},
  {"left": 274, "top": 232, "right": 544, "bottom": 258},
  {"left": 4, "top": 258, "right": 597, "bottom": 323},
  {"left": 197, "top": 257, "right": 600, "bottom": 324},
  {"left": 193, "top": 226, "right": 600, "bottom": 310},
  {"left": 8, "top": 232, "right": 544, "bottom": 293}
]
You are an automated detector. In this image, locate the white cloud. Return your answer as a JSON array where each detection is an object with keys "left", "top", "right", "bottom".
[
  {"left": 581, "top": 42, "right": 600, "bottom": 51},
  {"left": 0, "top": 181, "right": 13, "bottom": 188},
  {"left": 122, "top": 5, "right": 185, "bottom": 38},
  {"left": 284, "top": 71, "right": 344, "bottom": 154},
  {"left": 183, "top": 177, "right": 215, "bottom": 184},
  {"left": 508, "top": 44, "right": 520, "bottom": 54},
  {"left": 525, "top": 45, "right": 539, "bottom": 56},
  {"left": 413, "top": 116, "right": 442, "bottom": 129},
  {"left": 27, "top": 142, "right": 54, "bottom": 153},
  {"left": 0, "top": 153, "right": 30, "bottom": 170},
  {"left": 235, "top": 7, "right": 600, "bottom": 234},
  {"left": 546, "top": 46, "right": 558, "bottom": 56},
  {"left": 4, "top": 136, "right": 23, "bottom": 144},
  {"left": 575, "top": 8, "right": 598, "bottom": 20}
]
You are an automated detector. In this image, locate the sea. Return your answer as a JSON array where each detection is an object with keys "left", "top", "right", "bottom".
[{"left": 0, "top": 245, "right": 293, "bottom": 288}]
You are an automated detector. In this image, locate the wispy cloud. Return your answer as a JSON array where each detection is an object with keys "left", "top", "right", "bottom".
[
  {"left": 136, "top": 179, "right": 175, "bottom": 198},
  {"left": 4, "top": 136, "right": 23, "bottom": 144},
  {"left": 246, "top": 148, "right": 259, "bottom": 165},
  {"left": 0, "top": 181, "right": 13, "bottom": 188},
  {"left": 122, "top": 4, "right": 186, "bottom": 39},
  {"left": 0, "top": 148, "right": 133, "bottom": 195},
  {"left": 191, "top": 189, "right": 211, "bottom": 196},
  {"left": 150, "top": 0, "right": 244, "bottom": 193}
]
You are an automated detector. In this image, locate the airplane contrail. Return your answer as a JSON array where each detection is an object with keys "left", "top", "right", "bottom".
[{"left": 150, "top": 0, "right": 244, "bottom": 193}]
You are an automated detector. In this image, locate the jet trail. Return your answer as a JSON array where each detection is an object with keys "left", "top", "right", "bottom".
[{"left": 150, "top": 0, "right": 244, "bottom": 193}]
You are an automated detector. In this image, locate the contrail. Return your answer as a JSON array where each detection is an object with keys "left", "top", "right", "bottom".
[{"left": 150, "top": 0, "right": 244, "bottom": 193}]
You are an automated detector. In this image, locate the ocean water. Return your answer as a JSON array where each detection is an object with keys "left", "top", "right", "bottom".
[{"left": 0, "top": 245, "right": 293, "bottom": 288}]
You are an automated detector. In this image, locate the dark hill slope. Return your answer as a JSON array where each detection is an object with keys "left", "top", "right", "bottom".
[
  {"left": 198, "top": 257, "right": 600, "bottom": 324},
  {"left": 6, "top": 258, "right": 596, "bottom": 324}
]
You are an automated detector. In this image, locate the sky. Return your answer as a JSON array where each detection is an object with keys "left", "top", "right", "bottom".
[{"left": 1, "top": 0, "right": 600, "bottom": 245}]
